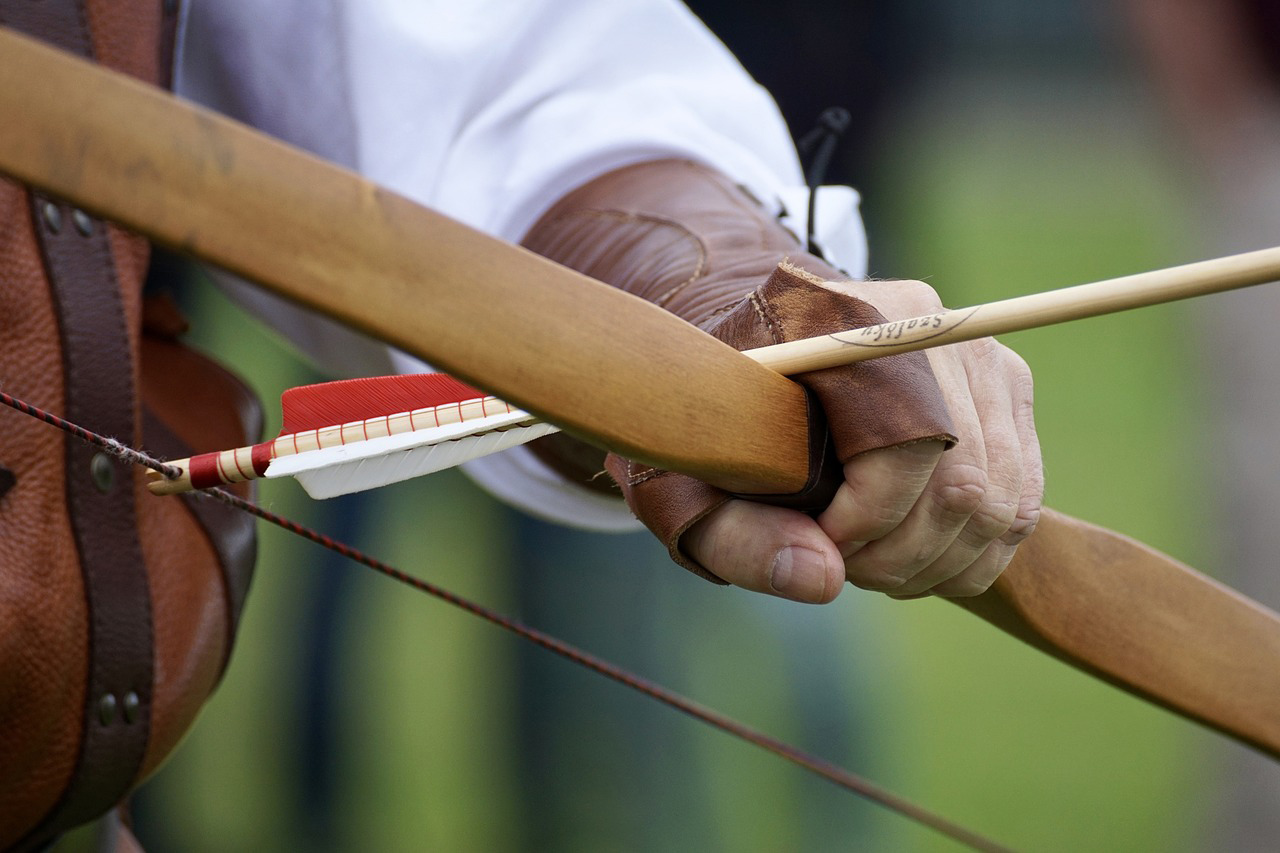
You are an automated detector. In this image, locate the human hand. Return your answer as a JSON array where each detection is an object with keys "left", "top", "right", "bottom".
[
  {"left": 683, "top": 279, "right": 1043, "bottom": 603},
  {"left": 520, "top": 159, "right": 1040, "bottom": 602}
]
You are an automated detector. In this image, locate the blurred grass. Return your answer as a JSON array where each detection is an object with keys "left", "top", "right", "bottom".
[
  {"left": 134, "top": 78, "right": 1226, "bottom": 852},
  {"left": 856, "top": 79, "right": 1212, "bottom": 851}
]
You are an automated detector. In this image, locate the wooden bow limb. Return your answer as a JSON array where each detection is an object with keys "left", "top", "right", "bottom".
[{"left": 1, "top": 26, "right": 1278, "bottom": 761}]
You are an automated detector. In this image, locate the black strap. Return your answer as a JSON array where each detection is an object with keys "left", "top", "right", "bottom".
[{"left": 796, "top": 106, "right": 851, "bottom": 262}]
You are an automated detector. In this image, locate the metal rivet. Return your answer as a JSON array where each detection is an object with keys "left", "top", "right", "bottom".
[
  {"left": 98, "top": 693, "right": 118, "bottom": 725},
  {"left": 89, "top": 453, "right": 115, "bottom": 493},
  {"left": 72, "top": 209, "right": 93, "bottom": 237},
  {"left": 0, "top": 466, "right": 14, "bottom": 501},
  {"left": 42, "top": 202, "right": 61, "bottom": 234},
  {"left": 122, "top": 691, "right": 140, "bottom": 724}
]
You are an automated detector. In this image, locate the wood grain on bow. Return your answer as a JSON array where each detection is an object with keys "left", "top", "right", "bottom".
[{"left": 1, "top": 26, "right": 1277, "bottom": 760}]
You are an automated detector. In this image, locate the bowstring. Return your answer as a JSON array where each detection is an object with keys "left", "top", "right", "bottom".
[{"left": 0, "top": 387, "right": 1008, "bottom": 853}]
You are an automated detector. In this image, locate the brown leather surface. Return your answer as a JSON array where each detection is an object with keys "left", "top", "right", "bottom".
[
  {"left": 83, "top": 0, "right": 164, "bottom": 84},
  {"left": 522, "top": 160, "right": 833, "bottom": 327},
  {"left": 522, "top": 159, "right": 954, "bottom": 580},
  {"left": 0, "top": 1, "right": 261, "bottom": 848},
  {"left": 139, "top": 333, "right": 262, "bottom": 675},
  {"left": 0, "top": 176, "right": 87, "bottom": 851}
]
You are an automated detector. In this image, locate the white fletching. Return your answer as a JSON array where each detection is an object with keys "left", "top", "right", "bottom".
[{"left": 265, "top": 409, "right": 559, "bottom": 499}]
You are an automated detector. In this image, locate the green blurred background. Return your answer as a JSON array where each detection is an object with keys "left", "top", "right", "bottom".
[{"left": 126, "top": 2, "right": 1279, "bottom": 851}]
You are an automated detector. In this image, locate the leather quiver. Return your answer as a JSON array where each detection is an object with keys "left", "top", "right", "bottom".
[{"left": 0, "top": 2, "right": 261, "bottom": 849}]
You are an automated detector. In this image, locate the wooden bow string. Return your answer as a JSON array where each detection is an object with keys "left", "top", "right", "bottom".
[{"left": 1, "top": 22, "right": 1278, "bottom": 808}]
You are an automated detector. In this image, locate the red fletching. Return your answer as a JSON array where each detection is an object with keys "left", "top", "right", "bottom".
[{"left": 279, "top": 374, "right": 486, "bottom": 435}]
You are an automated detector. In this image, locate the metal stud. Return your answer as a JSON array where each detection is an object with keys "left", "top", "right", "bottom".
[
  {"left": 89, "top": 452, "right": 115, "bottom": 493},
  {"left": 42, "top": 202, "right": 61, "bottom": 234},
  {"left": 72, "top": 209, "right": 93, "bottom": 237},
  {"left": 122, "top": 691, "right": 140, "bottom": 724},
  {"left": 98, "top": 693, "right": 118, "bottom": 725}
]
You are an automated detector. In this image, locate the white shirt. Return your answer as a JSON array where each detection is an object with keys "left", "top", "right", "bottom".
[{"left": 174, "top": 0, "right": 868, "bottom": 529}]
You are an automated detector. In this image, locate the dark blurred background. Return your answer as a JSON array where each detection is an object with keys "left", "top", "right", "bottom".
[{"left": 125, "top": 1, "right": 1280, "bottom": 850}]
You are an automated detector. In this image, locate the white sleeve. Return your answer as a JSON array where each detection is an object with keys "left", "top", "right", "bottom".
[{"left": 175, "top": 0, "right": 868, "bottom": 530}]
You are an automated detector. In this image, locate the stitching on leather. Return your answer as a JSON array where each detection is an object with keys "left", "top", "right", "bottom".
[
  {"left": 748, "top": 290, "right": 787, "bottom": 344},
  {"left": 623, "top": 460, "right": 668, "bottom": 487},
  {"left": 629, "top": 469, "right": 662, "bottom": 487}
]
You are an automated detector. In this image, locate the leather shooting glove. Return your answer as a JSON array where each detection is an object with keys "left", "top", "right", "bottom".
[{"left": 521, "top": 159, "right": 955, "bottom": 584}]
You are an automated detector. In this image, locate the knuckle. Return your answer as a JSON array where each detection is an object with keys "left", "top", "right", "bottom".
[
  {"left": 1002, "top": 503, "right": 1042, "bottom": 545},
  {"left": 960, "top": 336, "right": 1004, "bottom": 371},
  {"left": 845, "top": 279, "right": 943, "bottom": 316},
  {"left": 1006, "top": 352, "right": 1036, "bottom": 406},
  {"left": 894, "top": 279, "right": 944, "bottom": 311},
  {"left": 931, "top": 466, "right": 987, "bottom": 518},
  {"left": 908, "top": 539, "right": 944, "bottom": 570},
  {"left": 1004, "top": 346, "right": 1034, "bottom": 386},
  {"left": 970, "top": 340, "right": 1035, "bottom": 398},
  {"left": 966, "top": 496, "right": 1020, "bottom": 542}
]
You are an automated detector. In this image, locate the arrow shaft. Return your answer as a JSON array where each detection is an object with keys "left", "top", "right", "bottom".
[
  {"left": 153, "top": 244, "right": 1280, "bottom": 496},
  {"left": 746, "top": 246, "right": 1280, "bottom": 373}
]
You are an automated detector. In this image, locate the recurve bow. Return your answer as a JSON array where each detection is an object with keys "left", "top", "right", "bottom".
[{"left": 0, "top": 24, "right": 1276, "bottom": 768}]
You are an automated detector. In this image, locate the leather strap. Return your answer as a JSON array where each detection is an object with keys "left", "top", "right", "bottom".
[
  {"left": 28, "top": 191, "right": 154, "bottom": 838},
  {"left": 0, "top": 0, "right": 155, "bottom": 846}
]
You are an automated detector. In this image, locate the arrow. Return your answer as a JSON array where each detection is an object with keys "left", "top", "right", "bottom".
[
  {"left": 145, "top": 373, "right": 546, "bottom": 497},
  {"left": 151, "top": 250, "right": 1280, "bottom": 499}
]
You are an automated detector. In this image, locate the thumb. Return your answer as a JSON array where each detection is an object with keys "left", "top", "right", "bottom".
[{"left": 683, "top": 500, "right": 845, "bottom": 604}]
